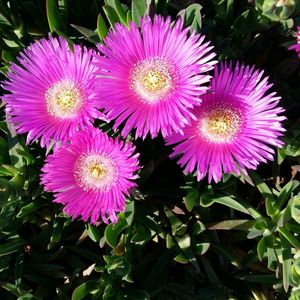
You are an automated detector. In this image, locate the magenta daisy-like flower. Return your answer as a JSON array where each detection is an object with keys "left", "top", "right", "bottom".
[
  {"left": 166, "top": 62, "right": 285, "bottom": 183},
  {"left": 94, "top": 15, "right": 217, "bottom": 139},
  {"left": 41, "top": 128, "right": 139, "bottom": 224},
  {"left": 289, "top": 26, "right": 300, "bottom": 57},
  {"left": 3, "top": 36, "right": 103, "bottom": 147}
]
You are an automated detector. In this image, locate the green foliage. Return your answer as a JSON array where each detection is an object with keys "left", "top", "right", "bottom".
[
  {"left": 178, "top": 3, "right": 202, "bottom": 33},
  {"left": 0, "top": 0, "right": 300, "bottom": 299}
]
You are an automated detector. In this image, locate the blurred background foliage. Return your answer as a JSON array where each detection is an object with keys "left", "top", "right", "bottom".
[{"left": 0, "top": 0, "right": 300, "bottom": 299}]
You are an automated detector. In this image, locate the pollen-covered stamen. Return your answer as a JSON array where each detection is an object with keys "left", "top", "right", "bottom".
[
  {"left": 131, "top": 57, "right": 174, "bottom": 103},
  {"left": 200, "top": 104, "right": 243, "bottom": 143},
  {"left": 46, "top": 79, "right": 83, "bottom": 118},
  {"left": 74, "top": 154, "right": 118, "bottom": 192}
]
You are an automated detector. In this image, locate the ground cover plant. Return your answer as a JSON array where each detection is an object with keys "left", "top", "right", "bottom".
[{"left": 0, "top": 0, "right": 300, "bottom": 299}]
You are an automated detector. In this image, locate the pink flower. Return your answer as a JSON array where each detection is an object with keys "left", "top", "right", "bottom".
[
  {"left": 289, "top": 26, "right": 300, "bottom": 57},
  {"left": 166, "top": 62, "right": 285, "bottom": 183},
  {"left": 3, "top": 36, "right": 103, "bottom": 147},
  {"left": 94, "top": 15, "right": 217, "bottom": 139},
  {"left": 41, "top": 128, "right": 139, "bottom": 224}
]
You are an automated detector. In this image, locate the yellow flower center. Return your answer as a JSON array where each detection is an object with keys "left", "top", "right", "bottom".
[
  {"left": 74, "top": 154, "right": 118, "bottom": 191},
  {"left": 46, "top": 79, "right": 83, "bottom": 118},
  {"left": 141, "top": 69, "right": 169, "bottom": 93},
  {"left": 131, "top": 57, "right": 174, "bottom": 103},
  {"left": 200, "top": 105, "right": 242, "bottom": 143},
  {"left": 89, "top": 164, "right": 106, "bottom": 180}
]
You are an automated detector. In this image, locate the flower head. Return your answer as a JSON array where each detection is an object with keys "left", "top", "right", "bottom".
[
  {"left": 94, "top": 15, "right": 217, "bottom": 139},
  {"left": 289, "top": 26, "right": 300, "bottom": 58},
  {"left": 3, "top": 36, "right": 103, "bottom": 147},
  {"left": 41, "top": 128, "right": 139, "bottom": 224},
  {"left": 166, "top": 62, "right": 285, "bottom": 183}
]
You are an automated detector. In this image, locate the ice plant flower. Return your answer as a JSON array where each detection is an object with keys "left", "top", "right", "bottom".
[
  {"left": 41, "top": 128, "right": 139, "bottom": 224},
  {"left": 166, "top": 62, "right": 285, "bottom": 183},
  {"left": 94, "top": 15, "right": 217, "bottom": 139},
  {"left": 289, "top": 26, "right": 300, "bottom": 58},
  {"left": 3, "top": 36, "right": 103, "bottom": 147}
]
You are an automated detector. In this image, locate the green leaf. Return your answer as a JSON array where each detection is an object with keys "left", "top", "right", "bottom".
[
  {"left": 15, "top": 253, "right": 24, "bottom": 286},
  {"left": 131, "top": 0, "right": 150, "bottom": 25},
  {"left": 126, "top": 10, "right": 132, "bottom": 24},
  {"left": 192, "top": 220, "right": 206, "bottom": 235},
  {"left": 175, "top": 237, "right": 201, "bottom": 271},
  {"left": 104, "top": 214, "right": 128, "bottom": 248},
  {"left": 86, "top": 224, "right": 101, "bottom": 242},
  {"left": 247, "top": 228, "right": 264, "bottom": 239},
  {"left": 290, "top": 289, "right": 300, "bottom": 300},
  {"left": 230, "top": 8, "right": 258, "bottom": 35},
  {"left": 0, "top": 256, "right": 11, "bottom": 272},
  {"left": 17, "top": 199, "right": 45, "bottom": 218},
  {"left": 15, "top": 149, "right": 34, "bottom": 166},
  {"left": 201, "top": 194, "right": 250, "bottom": 215},
  {"left": 257, "top": 237, "right": 266, "bottom": 261},
  {"left": 0, "top": 178, "right": 11, "bottom": 204},
  {"left": 9, "top": 174, "right": 25, "bottom": 196},
  {"left": 207, "top": 219, "right": 255, "bottom": 230},
  {"left": 226, "top": 0, "right": 234, "bottom": 20},
  {"left": 135, "top": 214, "right": 162, "bottom": 235},
  {"left": 104, "top": 255, "right": 131, "bottom": 281},
  {"left": 183, "top": 188, "right": 198, "bottom": 212},
  {"left": 50, "top": 217, "right": 65, "bottom": 244},
  {"left": 0, "top": 9, "right": 12, "bottom": 27},
  {"left": 103, "top": 5, "right": 120, "bottom": 28},
  {"left": 276, "top": 180, "right": 299, "bottom": 211},
  {"left": 278, "top": 227, "right": 300, "bottom": 249},
  {"left": 0, "top": 200, "right": 18, "bottom": 231},
  {"left": 213, "top": 0, "right": 232, "bottom": 20},
  {"left": 249, "top": 172, "right": 277, "bottom": 217},
  {"left": 46, "top": 0, "right": 66, "bottom": 33},
  {"left": 0, "top": 164, "right": 22, "bottom": 177},
  {"left": 0, "top": 237, "right": 23, "bottom": 256},
  {"left": 70, "top": 24, "right": 99, "bottom": 43},
  {"left": 71, "top": 280, "right": 100, "bottom": 300},
  {"left": 131, "top": 225, "right": 151, "bottom": 243},
  {"left": 2, "top": 49, "right": 18, "bottom": 62},
  {"left": 261, "top": 0, "right": 295, "bottom": 21},
  {"left": 125, "top": 200, "right": 134, "bottom": 225},
  {"left": 175, "top": 234, "right": 190, "bottom": 250},
  {"left": 266, "top": 244, "right": 278, "bottom": 270},
  {"left": 279, "top": 232, "right": 292, "bottom": 292},
  {"left": 0, "top": 136, "right": 9, "bottom": 164},
  {"left": 178, "top": 3, "right": 202, "bottom": 33},
  {"left": 166, "top": 234, "right": 176, "bottom": 249},
  {"left": 165, "top": 209, "right": 186, "bottom": 236},
  {"left": 287, "top": 223, "right": 300, "bottom": 234},
  {"left": 97, "top": 13, "right": 109, "bottom": 41},
  {"left": 111, "top": 0, "right": 127, "bottom": 24},
  {"left": 58, "top": 0, "right": 68, "bottom": 24},
  {"left": 291, "top": 194, "right": 300, "bottom": 223},
  {"left": 277, "top": 127, "right": 300, "bottom": 164},
  {"left": 174, "top": 253, "right": 189, "bottom": 264},
  {"left": 1, "top": 282, "right": 41, "bottom": 299},
  {"left": 194, "top": 242, "right": 210, "bottom": 255},
  {"left": 293, "top": 257, "right": 300, "bottom": 277}
]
